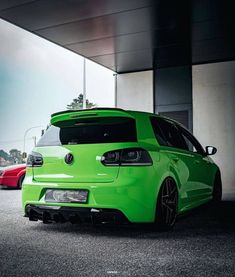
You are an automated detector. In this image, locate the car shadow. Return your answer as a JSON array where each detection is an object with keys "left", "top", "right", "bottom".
[
  {"left": 0, "top": 186, "right": 19, "bottom": 190},
  {"left": 29, "top": 200, "right": 235, "bottom": 239}
]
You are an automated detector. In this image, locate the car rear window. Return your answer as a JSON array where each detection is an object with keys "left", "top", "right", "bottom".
[{"left": 37, "top": 117, "right": 137, "bottom": 146}]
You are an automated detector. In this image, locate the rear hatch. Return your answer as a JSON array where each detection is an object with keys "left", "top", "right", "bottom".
[{"left": 32, "top": 109, "right": 137, "bottom": 183}]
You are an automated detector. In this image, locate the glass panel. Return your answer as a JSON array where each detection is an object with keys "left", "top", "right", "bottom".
[
  {"left": 37, "top": 117, "right": 137, "bottom": 146},
  {"left": 150, "top": 117, "right": 168, "bottom": 146},
  {"left": 150, "top": 117, "right": 188, "bottom": 150},
  {"left": 179, "top": 127, "right": 205, "bottom": 155}
]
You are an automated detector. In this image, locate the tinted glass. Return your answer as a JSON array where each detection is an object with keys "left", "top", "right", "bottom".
[
  {"left": 37, "top": 117, "right": 137, "bottom": 146},
  {"left": 150, "top": 117, "right": 188, "bottom": 150},
  {"left": 178, "top": 127, "right": 205, "bottom": 155},
  {"left": 150, "top": 117, "right": 168, "bottom": 146},
  {"left": 181, "top": 132, "right": 195, "bottom": 152}
]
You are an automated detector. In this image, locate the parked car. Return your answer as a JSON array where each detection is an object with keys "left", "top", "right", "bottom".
[
  {"left": 0, "top": 164, "right": 26, "bottom": 189},
  {"left": 22, "top": 108, "right": 222, "bottom": 230}
]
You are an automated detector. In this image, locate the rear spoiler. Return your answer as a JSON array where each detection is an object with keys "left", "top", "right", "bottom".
[
  {"left": 51, "top": 108, "right": 125, "bottom": 117},
  {"left": 50, "top": 108, "right": 133, "bottom": 125}
]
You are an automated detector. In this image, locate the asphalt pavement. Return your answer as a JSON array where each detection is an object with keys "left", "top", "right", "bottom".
[{"left": 0, "top": 187, "right": 235, "bottom": 277}]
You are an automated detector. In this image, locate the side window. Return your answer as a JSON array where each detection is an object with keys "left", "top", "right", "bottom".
[
  {"left": 181, "top": 132, "right": 195, "bottom": 152},
  {"left": 179, "top": 127, "right": 205, "bottom": 155},
  {"left": 150, "top": 117, "right": 168, "bottom": 146},
  {"left": 150, "top": 117, "right": 188, "bottom": 150}
]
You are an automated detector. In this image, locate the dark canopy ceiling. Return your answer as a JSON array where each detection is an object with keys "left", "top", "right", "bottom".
[{"left": 0, "top": 0, "right": 234, "bottom": 73}]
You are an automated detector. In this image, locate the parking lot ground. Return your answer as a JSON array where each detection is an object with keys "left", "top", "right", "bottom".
[{"left": 0, "top": 188, "right": 235, "bottom": 277}]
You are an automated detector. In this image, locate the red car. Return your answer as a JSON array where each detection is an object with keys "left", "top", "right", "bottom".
[{"left": 0, "top": 164, "right": 26, "bottom": 189}]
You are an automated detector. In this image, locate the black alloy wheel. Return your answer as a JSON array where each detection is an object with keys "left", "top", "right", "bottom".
[{"left": 155, "top": 178, "right": 178, "bottom": 230}]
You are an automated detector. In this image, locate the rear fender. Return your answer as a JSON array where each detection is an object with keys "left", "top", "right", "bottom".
[{"left": 17, "top": 169, "right": 26, "bottom": 179}]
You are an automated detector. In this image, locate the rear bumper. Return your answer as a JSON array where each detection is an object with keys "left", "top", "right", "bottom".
[
  {"left": 25, "top": 204, "right": 129, "bottom": 224},
  {"left": 22, "top": 166, "right": 161, "bottom": 223}
]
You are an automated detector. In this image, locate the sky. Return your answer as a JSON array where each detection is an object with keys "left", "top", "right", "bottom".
[{"left": 0, "top": 19, "right": 115, "bottom": 155}]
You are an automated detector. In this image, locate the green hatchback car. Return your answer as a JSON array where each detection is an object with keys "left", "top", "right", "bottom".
[{"left": 22, "top": 108, "right": 222, "bottom": 229}]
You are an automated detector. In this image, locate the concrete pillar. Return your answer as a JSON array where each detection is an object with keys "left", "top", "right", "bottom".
[
  {"left": 116, "top": 71, "right": 153, "bottom": 112},
  {"left": 193, "top": 61, "right": 235, "bottom": 194}
]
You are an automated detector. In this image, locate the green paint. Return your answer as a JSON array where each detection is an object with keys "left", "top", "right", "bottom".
[{"left": 22, "top": 109, "right": 219, "bottom": 223}]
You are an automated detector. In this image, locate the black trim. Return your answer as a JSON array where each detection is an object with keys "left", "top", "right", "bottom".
[{"left": 25, "top": 204, "right": 129, "bottom": 224}]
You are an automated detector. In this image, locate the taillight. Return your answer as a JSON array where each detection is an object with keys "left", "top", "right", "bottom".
[
  {"left": 26, "top": 152, "right": 43, "bottom": 167},
  {"left": 102, "top": 148, "right": 152, "bottom": 166}
]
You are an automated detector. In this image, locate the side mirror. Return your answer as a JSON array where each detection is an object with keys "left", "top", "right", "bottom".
[
  {"left": 22, "top": 152, "right": 27, "bottom": 159},
  {"left": 205, "top": 146, "right": 217, "bottom": 156}
]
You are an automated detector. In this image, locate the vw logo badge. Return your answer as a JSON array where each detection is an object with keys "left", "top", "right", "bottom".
[{"left": 64, "top": 153, "right": 74, "bottom": 165}]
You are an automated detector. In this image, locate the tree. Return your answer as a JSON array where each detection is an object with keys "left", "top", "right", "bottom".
[
  {"left": 9, "top": 149, "right": 23, "bottom": 164},
  {"left": 67, "top": 94, "right": 95, "bottom": 110},
  {"left": 0, "top": 150, "right": 9, "bottom": 161}
]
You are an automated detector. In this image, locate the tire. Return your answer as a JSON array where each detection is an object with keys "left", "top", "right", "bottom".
[
  {"left": 17, "top": 174, "right": 25, "bottom": 189},
  {"left": 155, "top": 178, "right": 178, "bottom": 231},
  {"left": 212, "top": 171, "right": 222, "bottom": 203}
]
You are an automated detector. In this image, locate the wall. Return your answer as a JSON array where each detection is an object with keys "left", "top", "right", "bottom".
[
  {"left": 193, "top": 61, "right": 235, "bottom": 193},
  {"left": 154, "top": 66, "right": 192, "bottom": 130},
  {"left": 116, "top": 71, "right": 153, "bottom": 112}
]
